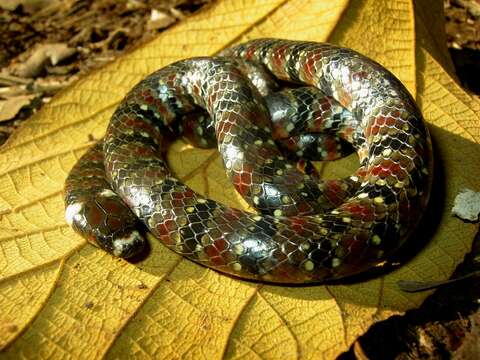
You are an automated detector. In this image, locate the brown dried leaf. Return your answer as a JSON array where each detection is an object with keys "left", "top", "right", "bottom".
[
  {"left": 147, "top": 9, "right": 176, "bottom": 30},
  {"left": 13, "top": 43, "right": 76, "bottom": 78},
  {"left": 0, "top": 0, "right": 59, "bottom": 13},
  {"left": 0, "top": 94, "right": 36, "bottom": 122}
]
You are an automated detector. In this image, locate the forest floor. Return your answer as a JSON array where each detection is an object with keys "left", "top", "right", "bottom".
[{"left": 0, "top": 0, "right": 479, "bottom": 358}]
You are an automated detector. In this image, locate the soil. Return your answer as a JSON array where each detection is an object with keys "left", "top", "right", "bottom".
[
  {"left": 0, "top": 0, "right": 479, "bottom": 358},
  {"left": 445, "top": 0, "right": 480, "bottom": 94}
]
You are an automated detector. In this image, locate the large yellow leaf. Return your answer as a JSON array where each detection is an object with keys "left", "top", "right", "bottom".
[{"left": 1, "top": 0, "right": 479, "bottom": 358}]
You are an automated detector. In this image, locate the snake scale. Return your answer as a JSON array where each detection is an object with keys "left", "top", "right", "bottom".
[{"left": 65, "top": 39, "right": 433, "bottom": 283}]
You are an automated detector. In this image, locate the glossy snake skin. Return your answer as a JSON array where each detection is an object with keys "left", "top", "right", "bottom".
[{"left": 65, "top": 39, "right": 433, "bottom": 283}]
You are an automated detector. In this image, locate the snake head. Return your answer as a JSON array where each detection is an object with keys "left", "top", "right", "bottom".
[{"left": 65, "top": 190, "right": 146, "bottom": 259}]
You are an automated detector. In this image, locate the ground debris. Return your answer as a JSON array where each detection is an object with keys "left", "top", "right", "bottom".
[
  {"left": 0, "top": 0, "right": 211, "bottom": 146},
  {"left": 454, "top": 312, "right": 480, "bottom": 359},
  {"left": 147, "top": 9, "right": 176, "bottom": 30},
  {"left": 0, "top": 94, "right": 37, "bottom": 122},
  {"left": 340, "top": 228, "right": 480, "bottom": 359},
  {"left": 445, "top": 0, "right": 480, "bottom": 93},
  {"left": 452, "top": 189, "right": 480, "bottom": 222},
  {"left": 12, "top": 43, "right": 76, "bottom": 78}
]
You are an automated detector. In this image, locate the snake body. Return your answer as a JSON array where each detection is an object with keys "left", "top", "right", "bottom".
[{"left": 65, "top": 39, "right": 433, "bottom": 283}]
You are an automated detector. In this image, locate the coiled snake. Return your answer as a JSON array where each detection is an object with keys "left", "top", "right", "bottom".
[{"left": 65, "top": 39, "right": 433, "bottom": 283}]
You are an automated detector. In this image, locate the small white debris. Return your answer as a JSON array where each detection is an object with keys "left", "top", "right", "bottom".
[{"left": 452, "top": 189, "right": 480, "bottom": 222}]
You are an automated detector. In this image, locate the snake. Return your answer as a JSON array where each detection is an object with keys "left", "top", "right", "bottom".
[{"left": 65, "top": 39, "right": 433, "bottom": 283}]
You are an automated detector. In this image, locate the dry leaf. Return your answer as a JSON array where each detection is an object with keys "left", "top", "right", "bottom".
[
  {"left": 453, "top": 312, "right": 480, "bottom": 358},
  {"left": 0, "top": 0, "right": 58, "bottom": 13},
  {"left": 1, "top": 0, "right": 479, "bottom": 358},
  {"left": 14, "top": 43, "right": 76, "bottom": 78},
  {"left": 0, "top": 94, "right": 36, "bottom": 122},
  {"left": 452, "top": 0, "right": 480, "bottom": 17},
  {"left": 147, "top": 9, "right": 176, "bottom": 30}
]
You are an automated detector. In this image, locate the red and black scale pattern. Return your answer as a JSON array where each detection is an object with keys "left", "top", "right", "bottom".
[{"left": 65, "top": 39, "right": 433, "bottom": 283}]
